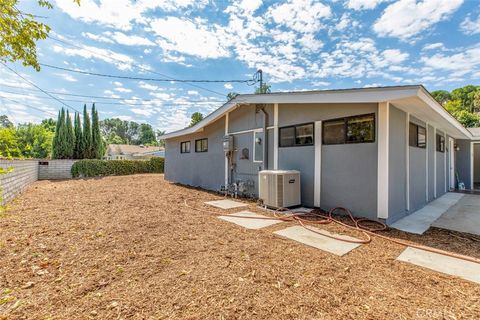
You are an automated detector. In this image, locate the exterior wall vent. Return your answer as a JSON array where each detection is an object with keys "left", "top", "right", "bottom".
[{"left": 258, "top": 170, "right": 301, "bottom": 208}]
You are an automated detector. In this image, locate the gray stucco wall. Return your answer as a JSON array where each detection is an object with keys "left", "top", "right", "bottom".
[
  {"left": 388, "top": 105, "right": 407, "bottom": 223},
  {"left": 164, "top": 116, "right": 226, "bottom": 191},
  {"left": 228, "top": 104, "right": 273, "bottom": 133},
  {"left": 38, "top": 160, "right": 77, "bottom": 180},
  {"left": 427, "top": 125, "right": 435, "bottom": 201},
  {"left": 408, "top": 116, "right": 427, "bottom": 212},
  {"left": 278, "top": 103, "right": 378, "bottom": 218}
]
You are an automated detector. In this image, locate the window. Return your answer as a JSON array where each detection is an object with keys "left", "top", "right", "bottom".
[
  {"left": 436, "top": 134, "right": 445, "bottom": 152},
  {"left": 323, "top": 114, "right": 375, "bottom": 145},
  {"left": 279, "top": 123, "right": 314, "bottom": 147},
  {"left": 409, "top": 123, "right": 426, "bottom": 148},
  {"left": 180, "top": 141, "right": 191, "bottom": 153},
  {"left": 195, "top": 138, "right": 208, "bottom": 152}
]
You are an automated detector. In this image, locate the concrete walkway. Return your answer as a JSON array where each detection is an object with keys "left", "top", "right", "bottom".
[
  {"left": 432, "top": 194, "right": 480, "bottom": 236},
  {"left": 390, "top": 193, "right": 464, "bottom": 234}
]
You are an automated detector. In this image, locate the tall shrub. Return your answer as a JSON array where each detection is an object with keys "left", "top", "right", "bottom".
[
  {"left": 91, "top": 103, "right": 103, "bottom": 159},
  {"left": 65, "top": 110, "right": 75, "bottom": 159},
  {"left": 52, "top": 108, "right": 67, "bottom": 159},
  {"left": 82, "top": 104, "right": 92, "bottom": 159},
  {"left": 73, "top": 112, "right": 83, "bottom": 159}
]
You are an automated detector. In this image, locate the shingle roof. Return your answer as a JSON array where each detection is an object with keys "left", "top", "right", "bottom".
[{"left": 106, "top": 144, "right": 163, "bottom": 156}]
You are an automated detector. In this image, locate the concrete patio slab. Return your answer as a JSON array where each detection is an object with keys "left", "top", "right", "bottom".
[
  {"left": 391, "top": 193, "right": 464, "bottom": 234},
  {"left": 397, "top": 247, "right": 480, "bottom": 284},
  {"left": 205, "top": 199, "right": 248, "bottom": 210},
  {"left": 273, "top": 226, "right": 361, "bottom": 256},
  {"left": 218, "top": 211, "right": 282, "bottom": 229},
  {"left": 432, "top": 194, "right": 480, "bottom": 236}
]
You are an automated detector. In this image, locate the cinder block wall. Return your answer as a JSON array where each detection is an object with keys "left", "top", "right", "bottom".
[
  {"left": 0, "top": 159, "right": 39, "bottom": 205},
  {"left": 38, "top": 160, "right": 77, "bottom": 180}
]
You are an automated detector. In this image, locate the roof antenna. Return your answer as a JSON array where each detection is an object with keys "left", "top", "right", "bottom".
[{"left": 257, "top": 69, "right": 263, "bottom": 93}]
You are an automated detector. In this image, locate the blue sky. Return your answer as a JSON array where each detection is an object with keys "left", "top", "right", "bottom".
[{"left": 1, "top": 0, "right": 480, "bottom": 132}]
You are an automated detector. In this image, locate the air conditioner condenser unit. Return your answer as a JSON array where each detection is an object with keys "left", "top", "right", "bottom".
[{"left": 258, "top": 170, "right": 301, "bottom": 208}]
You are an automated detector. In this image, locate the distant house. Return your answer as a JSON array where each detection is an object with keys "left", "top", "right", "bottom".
[{"left": 104, "top": 144, "right": 165, "bottom": 160}]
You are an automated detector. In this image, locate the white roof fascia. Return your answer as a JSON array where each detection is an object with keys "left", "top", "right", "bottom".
[{"left": 161, "top": 85, "right": 463, "bottom": 140}]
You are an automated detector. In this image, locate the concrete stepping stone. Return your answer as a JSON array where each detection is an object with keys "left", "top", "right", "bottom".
[
  {"left": 273, "top": 226, "right": 361, "bottom": 256},
  {"left": 205, "top": 199, "right": 248, "bottom": 210},
  {"left": 397, "top": 247, "right": 480, "bottom": 284},
  {"left": 218, "top": 211, "right": 282, "bottom": 229}
]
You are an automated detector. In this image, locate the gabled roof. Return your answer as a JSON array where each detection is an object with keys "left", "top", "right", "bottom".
[{"left": 161, "top": 85, "right": 473, "bottom": 140}]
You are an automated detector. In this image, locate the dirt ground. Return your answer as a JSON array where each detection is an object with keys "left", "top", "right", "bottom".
[{"left": 0, "top": 174, "right": 479, "bottom": 319}]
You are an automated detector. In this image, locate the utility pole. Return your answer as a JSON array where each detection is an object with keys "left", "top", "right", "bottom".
[{"left": 257, "top": 69, "right": 263, "bottom": 93}]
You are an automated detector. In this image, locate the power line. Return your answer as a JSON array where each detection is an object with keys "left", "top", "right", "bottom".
[
  {"left": 48, "top": 36, "right": 230, "bottom": 97},
  {"left": 40, "top": 63, "right": 259, "bottom": 84},
  {"left": 0, "top": 89, "right": 225, "bottom": 107},
  {"left": 0, "top": 83, "right": 225, "bottom": 102},
  {"left": 1, "top": 62, "right": 81, "bottom": 113},
  {"left": 0, "top": 95, "right": 57, "bottom": 117}
]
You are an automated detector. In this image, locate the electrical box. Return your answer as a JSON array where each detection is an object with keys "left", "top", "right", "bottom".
[
  {"left": 259, "top": 170, "right": 301, "bottom": 208},
  {"left": 223, "top": 135, "right": 234, "bottom": 152}
]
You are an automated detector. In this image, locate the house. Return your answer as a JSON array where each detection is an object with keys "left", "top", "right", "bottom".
[
  {"left": 161, "top": 85, "right": 480, "bottom": 225},
  {"left": 104, "top": 144, "right": 165, "bottom": 160}
]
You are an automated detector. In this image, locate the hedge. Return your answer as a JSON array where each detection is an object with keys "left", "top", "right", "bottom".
[{"left": 71, "top": 157, "right": 164, "bottom": 177}]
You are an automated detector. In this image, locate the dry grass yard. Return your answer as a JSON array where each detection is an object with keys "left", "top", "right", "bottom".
[{"left": 0, "top": 174, "right": 479, "bottom": 319}]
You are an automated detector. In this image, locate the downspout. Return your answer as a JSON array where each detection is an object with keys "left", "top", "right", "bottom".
[{"left": 259, "top": 106, "right": 269, "bottom": 170}]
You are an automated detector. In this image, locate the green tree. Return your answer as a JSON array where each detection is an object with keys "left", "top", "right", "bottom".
[
  {"left": 0, "top": 115, "right": 13, "bottom": 128},
  {"left": 451, "top": 110, "right": 480, "bottom": 128},
  {"left": 431, "top": 90, "right": 451, "bottom": 106},
  {"left": 138, "top": 123, "right": 157, "bottom": 145},
  {"left": 227, "top": 92, "right": 239, "bottom": 101},
  {"left": 156, "top": 130, "right": 165, "bottom": 147},
  {"left": 0, "top": 0, "right": 80, "bottom": 71},
  {"left": 40, "top": 117, "right": 56, "bottom": 132},
  {"left": 52, "top": 108, "right": 68, "bottom": 159},
  {"left": 65, "top": 110, "right": 74, "bottom": 158},
  {"left": 91, "top": 103, "right": 103, "bottom": 159},
  {"left": 16, "top": 123, "right": 53, "bottom": 158},
  {"left": 82, "top": 104, "right": 92, "bottom": 158},
  {"left": 451, "top": 85, "right": 479, "bottom": 113},
  {"left": 0, "top": 126, "right": 20, "bottom": 157},
  {"left": 73, "top": 112, "right": 82, "bottom": 159},
  {"left": 189, "top": 112, "right": 204, "bottom": 127},
  {"left": 255, "top": 83, "right": 271, "bottom": 94}
]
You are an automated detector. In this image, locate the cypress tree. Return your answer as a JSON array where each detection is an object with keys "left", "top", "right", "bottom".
[
  {"left": 73, "top": 112, "right": 83, "bottom": 159},
  {"left": 82, "top": 104, "right": 92, "bottom": 159},
  {"left": 52, "top": 109, "right": 62, "bottom": 159},
  {"left": 91, "top": 103, "right": 102, "bottom": 159},
  {"left": 53, "top": 108, "right": 67, "bottom": 159},
  {"left": 65, "top": 110, "right": 75, "bottom": 159}
]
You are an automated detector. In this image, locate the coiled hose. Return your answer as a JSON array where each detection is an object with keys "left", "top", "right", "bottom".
[{"left": 184, "top": 199, "right": 480, "bottom": 264}]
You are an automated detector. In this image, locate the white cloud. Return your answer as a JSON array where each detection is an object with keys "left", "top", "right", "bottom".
[
  {"left": 224, "top": 83, "right": 233, "bottom": 90},
  {"left": 54, "top": 0, "right": 209, "bottom": 31},
  {"left": 81, "top": 32, "right": 114, "bottom": 43},
  {"left": 373, "top": 0, "right": 464, "bottom": 40},
  {"left": 422, "top": 42, "right": 444, "bottom": 50},
  {"left": 187, "top": 90, "right": 199, "bottom": 95},
  {"left": 267, "top": 0, "right": 331, "bottom": 33},
  {"left": 52, "top": 44, "right": 135, "bottom": 70},
  {"left": 460, "top": 14, "right": 480, "bottom": 35},
  {"left": 421, "top": 44, "right": 480, "bottom": 76},
  {"left": 56, "top": 73, "right": 78, "bottom": 82},
  {"left": 131, "top": 108, "right": 156, "bottom": 116},
  {"left": 114, "top": 87, "right": 132, "bottom": 93},
  {"left": 346, "top": 0, "right": 388, "bottom": 10},
  {"left": 150, "top": 17, "right": 231, "bottom": 59},
  {"left": 108, "top": 31, "right": 155, "bottom": 46}
]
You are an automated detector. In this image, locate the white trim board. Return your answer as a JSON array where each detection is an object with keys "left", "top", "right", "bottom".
[
  {"left": 377, "top": 102, "right": 389, "bottom": 219},
  {"left": 314, "top": 120, "right": 322, "bottom": 208}
]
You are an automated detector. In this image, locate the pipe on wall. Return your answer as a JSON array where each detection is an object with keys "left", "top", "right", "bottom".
[{"left": 259, "top": 106, "right": 269, "bottom": 170}]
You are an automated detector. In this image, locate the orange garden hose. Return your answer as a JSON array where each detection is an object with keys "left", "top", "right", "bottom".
[{"left": 184, "top": 198, "right": 480, "bottom": 265}]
